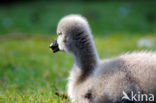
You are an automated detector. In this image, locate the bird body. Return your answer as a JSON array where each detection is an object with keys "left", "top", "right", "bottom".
[{"left": 68, "top": 52, "right": 156, "bottom": 103}]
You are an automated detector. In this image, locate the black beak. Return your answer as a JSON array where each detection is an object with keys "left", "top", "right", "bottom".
[{"left": 49, "top": 40, "right": 60, "bottom": 53}]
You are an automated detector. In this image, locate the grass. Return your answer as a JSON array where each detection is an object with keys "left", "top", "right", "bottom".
[
  {"left": 0, "top": 34, "right": 72, "bottom": 102},
  {"left": 0, "top": 33, "right": 156, "bottom": 102}
]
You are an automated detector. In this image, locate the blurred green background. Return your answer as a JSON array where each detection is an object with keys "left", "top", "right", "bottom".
[
  {"left": 0, "top": 0, "right": 156, "bottom": 102},
  {"left": 0, "top": 1, "right": 156, "bottom": 35}
]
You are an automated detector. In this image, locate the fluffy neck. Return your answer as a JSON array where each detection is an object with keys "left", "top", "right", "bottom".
[{"left": 72, "top": 33, "right": 99, "bottom": 80}]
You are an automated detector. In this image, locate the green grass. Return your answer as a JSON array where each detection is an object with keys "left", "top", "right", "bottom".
[{"left": 0, "top": 33, "right": 156, "bottom": 102}]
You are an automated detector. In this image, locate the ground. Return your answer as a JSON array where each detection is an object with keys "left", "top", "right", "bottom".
[{"left": 0, "top": 33, "right": 156, "bottom": 102}]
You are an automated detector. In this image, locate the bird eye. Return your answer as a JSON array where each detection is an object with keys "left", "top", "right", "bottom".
[{"left": 58, "top": 32, "right": 62, "bottom": 36}]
